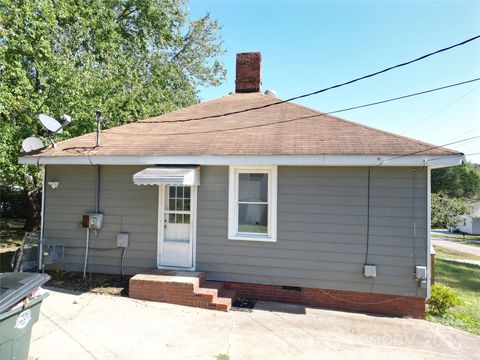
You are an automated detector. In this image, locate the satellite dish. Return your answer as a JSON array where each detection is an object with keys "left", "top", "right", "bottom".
[
  {"left": 264, "top": 89, "right": 277, "bottom": 98},
  {"left": 38, "top": 114, "right": 63, "bottom": 134},
  {"left": 22, "top": 137, "right": 44, "bottom": 152}
]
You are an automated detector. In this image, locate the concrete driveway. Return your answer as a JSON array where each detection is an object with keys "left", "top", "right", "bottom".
[{"left": 30, "top": 288, "right": 479, "bottom": 360}]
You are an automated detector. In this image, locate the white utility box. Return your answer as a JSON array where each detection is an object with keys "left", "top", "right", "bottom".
[
  {"left": 363, "top": 264, "right": 376, "bottom": 278},
  {"left": 117, "top": 232, "right": 129, "bottom": 248},
  {"left": 415, "top": 266, "right": 427, "bottom": 280}
]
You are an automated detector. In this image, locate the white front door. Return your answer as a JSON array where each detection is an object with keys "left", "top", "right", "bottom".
[{"left": 158, "top": 185, "right": 195, "bottom": 268}]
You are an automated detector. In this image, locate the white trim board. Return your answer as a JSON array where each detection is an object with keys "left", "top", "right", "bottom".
[
  {"left": 156, "top": 185, "right": 197, "bottom": 271},
  {"left": 18, "top": 154, "right": 463, "bottom": 167},
  {"left": 228, "top": 166, "right": 278, "bottom": 242}
]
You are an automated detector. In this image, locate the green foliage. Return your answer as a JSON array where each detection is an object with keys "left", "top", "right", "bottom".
[
  {"left": 432, "top": 162, "right": 480, "bottom": 198},
  {"left": 0, "top": 0, "right": 225, "bottom": 193},
  {"left": 430, "top": 258, "right": 480, "bottom": 334},
  {"left": 431, "top": 193, "right": 470, "bottom": 228},
  {"left": 427, "top": 284, "right": 460, "bottom": 317},
  {"left": 0, "top": 186, "right": 26, "bottom": 218}
]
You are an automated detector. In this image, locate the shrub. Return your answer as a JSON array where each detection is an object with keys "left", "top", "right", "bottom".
[{"left": 427, "top": 284, "right": 460, "bottom": 316}]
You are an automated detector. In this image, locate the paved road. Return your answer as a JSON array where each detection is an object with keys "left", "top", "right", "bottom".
[
  {"left": 432, "top": 238, "right": 480, "bottom": 257},
  {"left": 29, "top": 288, "right": 479, "bottom": 360}
]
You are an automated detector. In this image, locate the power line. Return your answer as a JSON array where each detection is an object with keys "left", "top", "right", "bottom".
[
  {"left": 282, "top": 35, "right": 480, "bottom": 103},
  {"left": 380, "top": 136, "right": 480, "bottom": 165},
  {"left": 427, "top": 151, "right": 480, "bottom": 163},
  {"left": 105, "top": 77, "right": 480, "bottom": 137},
  {"left": 443, "top": 125, "right": 480, "bottom": 143},
  {"left": 405, "top": 85, "right": 480, "bottom": 131},
  {"left": 132, "top": 35, "right": 480, "bottom": 125}
]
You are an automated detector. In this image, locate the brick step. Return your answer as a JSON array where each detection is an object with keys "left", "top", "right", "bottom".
[
  {"left": 194, "top": 287, "right": 218, "bottom": 302},
  {"left": 129, "top": 270, "right": 236, "bottom": 312},
  {"left": 194, "top": 281, "right": 228, "bottom": 301},
  {"left": 211, "top": 289, "right": 236, "bottom": 312},
  {"left": 201, "top": 280, "right": 225, "bottom": 292}
]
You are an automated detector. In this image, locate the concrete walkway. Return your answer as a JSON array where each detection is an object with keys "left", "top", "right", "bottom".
[{"left": 29, "top": 288, "right": 480, "bottom": 360}]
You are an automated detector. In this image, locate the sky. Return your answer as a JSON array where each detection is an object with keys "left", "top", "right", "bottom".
[{"left": 189, "top": 0, "right": 480, "bottom": 163}]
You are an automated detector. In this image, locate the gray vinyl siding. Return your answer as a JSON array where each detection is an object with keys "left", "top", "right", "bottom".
[
  {"left": 44, "top": 164, "right": 427, "bottom": 297},
  {"left": 44, "top": 165, "right": 158, "bottom": 274},
  {"left": 196, "top": 166, "right": 427, "bottom": 297}
]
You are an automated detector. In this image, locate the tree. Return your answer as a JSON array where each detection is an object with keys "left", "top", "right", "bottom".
[
  {"left": 431, "top": 193, "right": 470, "bottom": 228},
  {"left": 0, "top": 0, "right": 225, "bottom": 230},
  {"left": 432, "top": 161, "right": 480, "bottom": 198}
]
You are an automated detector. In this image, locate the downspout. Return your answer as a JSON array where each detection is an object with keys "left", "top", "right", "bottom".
[
  {"left": 84, "top": 110, "right": 102, "bottom": 278},
  {"left": 84, "top": 164, "right": 101, "bottom": 279},
  {"left": 95, "top": 165, "right": 101, "bottom": 213},
  {"left": 39, "top": 165, "right": 46, "bottom": 272}
]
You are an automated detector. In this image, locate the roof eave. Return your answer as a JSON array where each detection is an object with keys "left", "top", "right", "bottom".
[{"left": 18, "top": 154, "right": 464, "bottom": 168}]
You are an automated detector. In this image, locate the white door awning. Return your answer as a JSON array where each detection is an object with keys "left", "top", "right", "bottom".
[{"left": 133, "top": 167, "right": 200, "bottom": 186}]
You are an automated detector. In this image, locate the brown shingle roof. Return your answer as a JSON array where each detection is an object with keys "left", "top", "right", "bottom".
[{"left": 31, "top": 92, "right": 460, "bottom": 157}]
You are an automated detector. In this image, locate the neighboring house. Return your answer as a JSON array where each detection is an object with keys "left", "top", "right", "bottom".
[
  {"left": 455, "top": 201, "right": 480, "bottom": 234},
  {"left": 19, "top": 52, "right": 463, "bottom": 317}
]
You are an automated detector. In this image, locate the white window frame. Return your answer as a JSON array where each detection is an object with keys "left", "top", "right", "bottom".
[{"left": 228, "top": 165, "right": 277, "bottom": 242}]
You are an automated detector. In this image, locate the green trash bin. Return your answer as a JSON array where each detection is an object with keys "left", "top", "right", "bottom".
[{"left": 0, "top": 272, "right": 50, "bottom": 360}]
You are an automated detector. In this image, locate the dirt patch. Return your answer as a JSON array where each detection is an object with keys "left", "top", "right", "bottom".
[{"left": 46, "top": 271, "right": 131, "bottom": 296}]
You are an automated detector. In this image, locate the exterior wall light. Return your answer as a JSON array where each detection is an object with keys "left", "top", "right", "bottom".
[{"left": 48, "top": 181, "right": 60, "bottom": 190}]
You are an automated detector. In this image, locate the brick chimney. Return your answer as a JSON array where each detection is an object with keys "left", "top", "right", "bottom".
[{"left": 235, "top": 52, "right": 261, "bottom": 93}]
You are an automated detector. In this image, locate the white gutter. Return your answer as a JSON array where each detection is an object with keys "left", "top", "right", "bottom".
[{"left": 18, "top": 154, "right": 463, "bottom": 168}]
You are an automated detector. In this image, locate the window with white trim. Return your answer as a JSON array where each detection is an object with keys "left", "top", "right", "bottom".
[{"left": 228, "top": 166, "right": 277, "bottom": 242}]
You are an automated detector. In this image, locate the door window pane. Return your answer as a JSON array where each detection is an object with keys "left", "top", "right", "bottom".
[
  {"left": 239, "top": 173, "right": 268, "bottom": 202},
  {"left": 169, "top": 213, "right": 175, "bottom": 223},
  {"left": 169, "top": 199, "right": 176, "bottom": 211},
  {"left": 238, "top": 204, "right": 268, "bottom": 234},
  {"left": 184, "top": 187, "right": 190, "bottom": 199},
  {"left": 184, "top": 214, "right": 190, "bottom": 224},
  {"left": 177, "top": 187, "right": 184, "bottom": 199},
  {"left": 169, "top": 186, "right": 175, "bottom": 198},
  {"left": 176, "top": 214, "right": 183, "bottom": 224},
  {"left": 184, "top": 199, "right": 190, "bottom": 211},
  {"left": 176, "top": 199, "right": 183, "bottom": 211}
]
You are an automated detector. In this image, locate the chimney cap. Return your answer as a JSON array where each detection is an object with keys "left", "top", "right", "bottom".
[{"left": 235, "top": 52, "right": 262, "bottom": 93}]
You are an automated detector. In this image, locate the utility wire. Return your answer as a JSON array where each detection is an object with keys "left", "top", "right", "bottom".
[
  {"left": 426, "top": 151, "right": 480, "bottom": 163},
  {"left": 380, "top": 135, "right": 480, "bottom": 165},
  {"left": 129, "top": 35, "right": 480, "bottom": 125},
  {"left": 105, "top": 77, "right": 480, "bottom": 137},
  {"left": 281, "top": 35, "right": 480, "bottom": 103},
  {"left": 405, "top": 85, "right": 480, "bottom": 131},
  {"left": 443, "top": 125, "right": 480, "bottom": 143}
]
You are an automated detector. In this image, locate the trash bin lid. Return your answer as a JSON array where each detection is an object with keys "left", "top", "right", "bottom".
[{"left": 0, "top": 272, "right": 50, "bottom": 314}]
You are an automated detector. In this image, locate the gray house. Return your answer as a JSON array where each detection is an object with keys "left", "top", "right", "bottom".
[{"left": 19, "top": 52, "right": 463, "bottom": 316}]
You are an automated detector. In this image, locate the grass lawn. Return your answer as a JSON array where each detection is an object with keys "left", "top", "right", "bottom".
[
  {"left": 430, "top": 255, "right": 480, "bottom": 335},
  {"left": 432, "top": 232, "right": 480, "bottom": 247},
  {"left": 0, "top": 218, "right": 25, "bottom": 250}
]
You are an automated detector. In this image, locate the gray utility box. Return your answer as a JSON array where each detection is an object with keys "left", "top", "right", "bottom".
[{"left": 117, "top": 232, "right": 129, "bottom": 248}]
